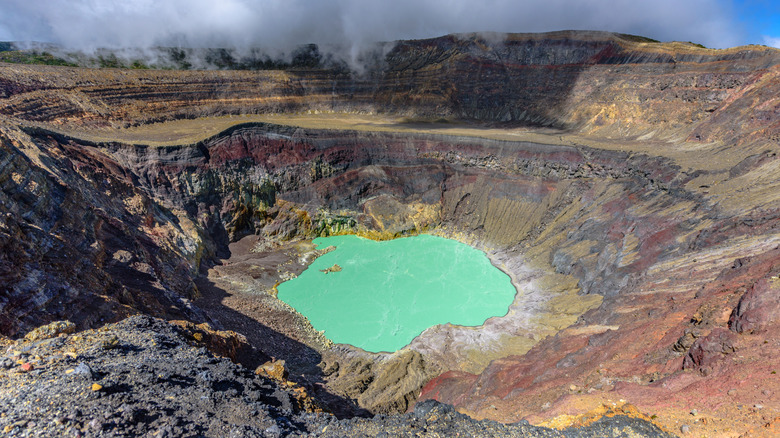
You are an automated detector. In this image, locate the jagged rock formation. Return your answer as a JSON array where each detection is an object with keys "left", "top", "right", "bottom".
[
  {"left": 0, "top": 316, "right": 673, "bottom": 437},
  {"left": 2, "top": 31, "right": 778, "bottom": 140},
  {"left": 1, "top": 31, "right": 780, "bottom": 435}
]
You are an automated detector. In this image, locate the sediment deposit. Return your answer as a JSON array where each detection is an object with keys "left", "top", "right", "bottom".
[{"left": 1, "top": 31, "right": 780, "bottom": 436}]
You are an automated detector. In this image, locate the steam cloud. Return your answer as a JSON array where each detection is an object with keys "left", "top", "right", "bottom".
[
  {"left": 764, "top": 36, "right": 780, "bottom": 48},
  {"left": 0, "top": 0, "right": 749, "bottom": 63}
]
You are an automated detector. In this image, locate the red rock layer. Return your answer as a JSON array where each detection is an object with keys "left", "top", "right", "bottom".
[
  {"left": 1, "top": 32, "right": 780, "bottom": 432},
  {"left": 1, "top": 31, "right": 779, "bottom": 145}
]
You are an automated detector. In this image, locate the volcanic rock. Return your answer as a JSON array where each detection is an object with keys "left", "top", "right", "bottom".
[
  {"left": 682, "top": 327, "right": 737, "bottom": 374},
  {"left": 22, "top": 321, "right": 75, "bottom": 342},
  {"left": 0, "top": 316, "right": 673, "bottom": 437},
  {"left": 1, "top": 30, "right": 780, "bottom": 436},
  {"left": 729, "top": 277, "right": 780, "bottom": 333}
]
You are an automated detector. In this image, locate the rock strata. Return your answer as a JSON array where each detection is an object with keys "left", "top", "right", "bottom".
[{"left": 1, "top": 30, "right": 780, "bottom": 436}]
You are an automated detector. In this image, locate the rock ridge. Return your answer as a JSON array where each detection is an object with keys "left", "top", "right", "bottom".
[
  {"left": 1, "top": 31, "right": 780, "bottom": 435},
  {"left": 0, "top": 315, "right": 675, "bottom": 437}
]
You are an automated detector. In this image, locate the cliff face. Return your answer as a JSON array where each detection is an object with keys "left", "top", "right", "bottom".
[
  {"left": 0, "top": 126, "right": 211, "bottom": 337},
  {"left": 1, "top": 31, "right": 780, "bottom": 435},
  {"left": 2, "top": 31, "right": 779, "bottom": 142}
]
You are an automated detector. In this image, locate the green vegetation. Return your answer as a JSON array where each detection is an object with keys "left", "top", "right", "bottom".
[
  {"left": 167, "top": 48, "right": 192, "bottom": 70},
  {"left": 97, "top": 53, "right": 122, "bottom": 68},
  {"left": 0, "top": 50, "right": 77, "bottom": 66},
  {"left": 399, "top": 117, "right": 453, "bottom": 124},
  {"left": 617, "top": 34, "right": 660, "bottom": 43},
  {"left": 93, "top": 54, "right": 149, "bottom": 69},
  {"left": 130, "top": 60, "right": 149, "bottom": 69},
  {"left": 0, "top": 42, "right": 340, "bottom": 71},
  {"left": 615, "top": 34, "right": 661, "bottom": 44}
]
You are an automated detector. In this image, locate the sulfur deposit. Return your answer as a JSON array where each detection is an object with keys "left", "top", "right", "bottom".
[{"left": 1, "top": 31, "right": 779, "bottom": 436}]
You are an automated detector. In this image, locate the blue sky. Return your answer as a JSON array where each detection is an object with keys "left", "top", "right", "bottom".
[
  {"left": 0, "top": 0, "right": 779, "bottom": 50},
  {"left": 735, "top": 0, "right": 780, "bottom": 46}
]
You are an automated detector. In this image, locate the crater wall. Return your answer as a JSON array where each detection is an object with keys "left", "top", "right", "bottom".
[{"left": 1, "top": 31, "right": 780, "bottom": 433}]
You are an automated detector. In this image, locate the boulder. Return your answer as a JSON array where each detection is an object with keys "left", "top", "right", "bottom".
[
  {"left": 682, "top": 328, "right": 736, "bottom": 374},
  {"left": 729, "top": 278, "right": 780, "bottom": 333}
]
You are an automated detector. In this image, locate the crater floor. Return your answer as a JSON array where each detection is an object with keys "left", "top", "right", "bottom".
[{"left": 2, "top": 31, "right": 780, "bottom": 436}]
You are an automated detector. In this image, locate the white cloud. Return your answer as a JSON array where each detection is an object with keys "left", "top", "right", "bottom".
[
  {"left": 0, "top": 0, "right": 745, "bottom": 52},
  {"left": 763, "top": 35, "right": 780, "bottom": 48}
]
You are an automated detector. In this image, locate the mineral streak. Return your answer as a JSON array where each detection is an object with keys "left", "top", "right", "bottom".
[{"left": 1, "top": 31, "right": 779, "bottom": 436}]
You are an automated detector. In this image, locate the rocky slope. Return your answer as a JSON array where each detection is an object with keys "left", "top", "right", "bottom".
[
  {"left": 2, "top": 31, "right": 778, "bottom": 141},
  {"left": 2, "top": 316, "right": 675, "bottom": 437},
  {"left": 1, "top": 31, "right": 780, "bottom": 436}
]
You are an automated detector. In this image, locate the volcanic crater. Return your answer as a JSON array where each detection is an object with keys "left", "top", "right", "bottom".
[{"left": 1, "top": 31, "right": 780, "bottom": 436}]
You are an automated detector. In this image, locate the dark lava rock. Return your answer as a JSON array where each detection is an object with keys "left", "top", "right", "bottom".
[
  {"left": 0, "top": 316, "right": 293, "bottom": 437},
  {"left": 315, "top": 399, "right": 675, "bottom": 437},
  {"left": 0, "top": 315, "right": 673, "bottom": 437},
  {"left": 72, "top": 362, "right": 94, "bottom": 379}
]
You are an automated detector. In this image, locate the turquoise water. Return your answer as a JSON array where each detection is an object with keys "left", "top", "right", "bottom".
[{"left": 276, "top": 234, "right": 515, "bottom": 352}]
